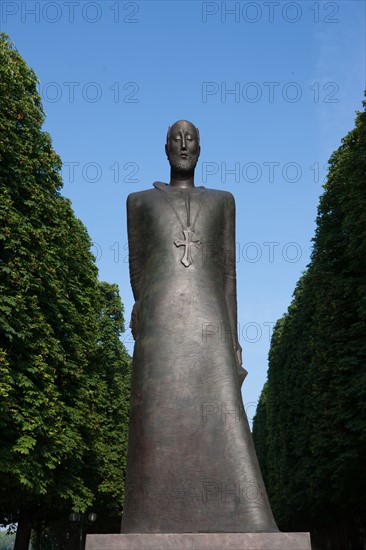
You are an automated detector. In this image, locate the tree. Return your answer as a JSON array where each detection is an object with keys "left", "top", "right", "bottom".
[
  {"left": 253, "top": 95, "right": 366, "bottom": 544},
  {"left": 0, "top": 33, "right": 131, "bottom": 549}
]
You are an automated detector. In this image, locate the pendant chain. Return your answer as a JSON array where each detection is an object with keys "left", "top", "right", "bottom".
[
  {"left": 157, "top": 187, "right": 207, "bottom": 231},
  {"left": 155, "top": 185, "right": 207, "bottom": 267}
]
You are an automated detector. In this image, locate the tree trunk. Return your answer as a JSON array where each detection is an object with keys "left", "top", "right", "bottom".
[
  {"left": 14, "top": 507, "right": 35, "bottom": 550},
  {"left": 33, "top": 521, "right": 43, "bottom": 550}
]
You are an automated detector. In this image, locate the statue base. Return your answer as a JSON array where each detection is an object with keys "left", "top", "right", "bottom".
[{"left": 85, "top": 532, "right": 312, "bottom": 549}]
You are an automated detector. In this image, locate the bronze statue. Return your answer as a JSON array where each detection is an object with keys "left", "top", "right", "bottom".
[{"left": 122, "top": 120, "right": 278, "bottom": 533}]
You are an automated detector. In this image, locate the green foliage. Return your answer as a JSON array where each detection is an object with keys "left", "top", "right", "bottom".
[
  {"left": 0, "top": 31, "right": 99, "bottom": 510},
  {"left": 0, "top": 33, "right": 131, "bottom": 547},
  {"left": 81, "top": 282, "right": 131, "bottom": 527},
  {"left": 253, "top": 95, "right": 366, "bottom": 535}
]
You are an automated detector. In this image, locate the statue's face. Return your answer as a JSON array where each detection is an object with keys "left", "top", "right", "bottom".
[{"left": 166, "top": 120, "right": 200, "bottom": 174}]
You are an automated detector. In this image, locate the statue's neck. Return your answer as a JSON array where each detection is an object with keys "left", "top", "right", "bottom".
[{"left": 169, "top": 170, "right": 195, "bottom": 190}]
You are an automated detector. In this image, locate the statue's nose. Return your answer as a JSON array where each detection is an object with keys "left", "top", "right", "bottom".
[{"left": 181, "top": 137, "right": 187, "bottom": 150}]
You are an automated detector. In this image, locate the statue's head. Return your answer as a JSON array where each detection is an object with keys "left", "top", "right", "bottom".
[{"left": 165, "top": 120, "right": 200, "bottom": 174}]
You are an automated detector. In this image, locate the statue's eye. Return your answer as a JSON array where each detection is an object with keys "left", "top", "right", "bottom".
[
  {"left": 186, "top": 135, "right": 192, "bottom": 140},
  {"left": 174, "top": 135, "right": 181, "bottom": 140}
]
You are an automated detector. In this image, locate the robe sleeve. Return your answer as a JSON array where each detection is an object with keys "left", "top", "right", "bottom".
[
  {"left": 127, "top": 193, "right": 145, "bottom": 339},
  {"left": 223, "top": 192, "right": 247, "bottom": 385}
]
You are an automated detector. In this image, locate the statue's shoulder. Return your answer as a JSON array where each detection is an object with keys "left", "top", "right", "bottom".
[
  {"left": 208, "top": 188, "right": 234, "bottom": 198},
  {"left": 127, "top": 185, "right": 235, "bottom": 206},
  {"left": 204, "top": 187, "right": 235, "bottom": 204},
  {"left": 126, "top": 188, "right": 156, "bottom": 207}
]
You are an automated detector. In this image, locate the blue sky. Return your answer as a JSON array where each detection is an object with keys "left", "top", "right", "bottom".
[{"left": 2, "top": 0, "right": 365, "bottom": 421}]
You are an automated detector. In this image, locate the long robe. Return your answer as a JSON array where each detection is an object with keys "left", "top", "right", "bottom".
[{"left": 122, "top": 182, "right": 278, "bottom": 533}]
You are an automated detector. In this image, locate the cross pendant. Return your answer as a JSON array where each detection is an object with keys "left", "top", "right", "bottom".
[{"left": 174, "top": 229, "right": 201, "bottom": 267}]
